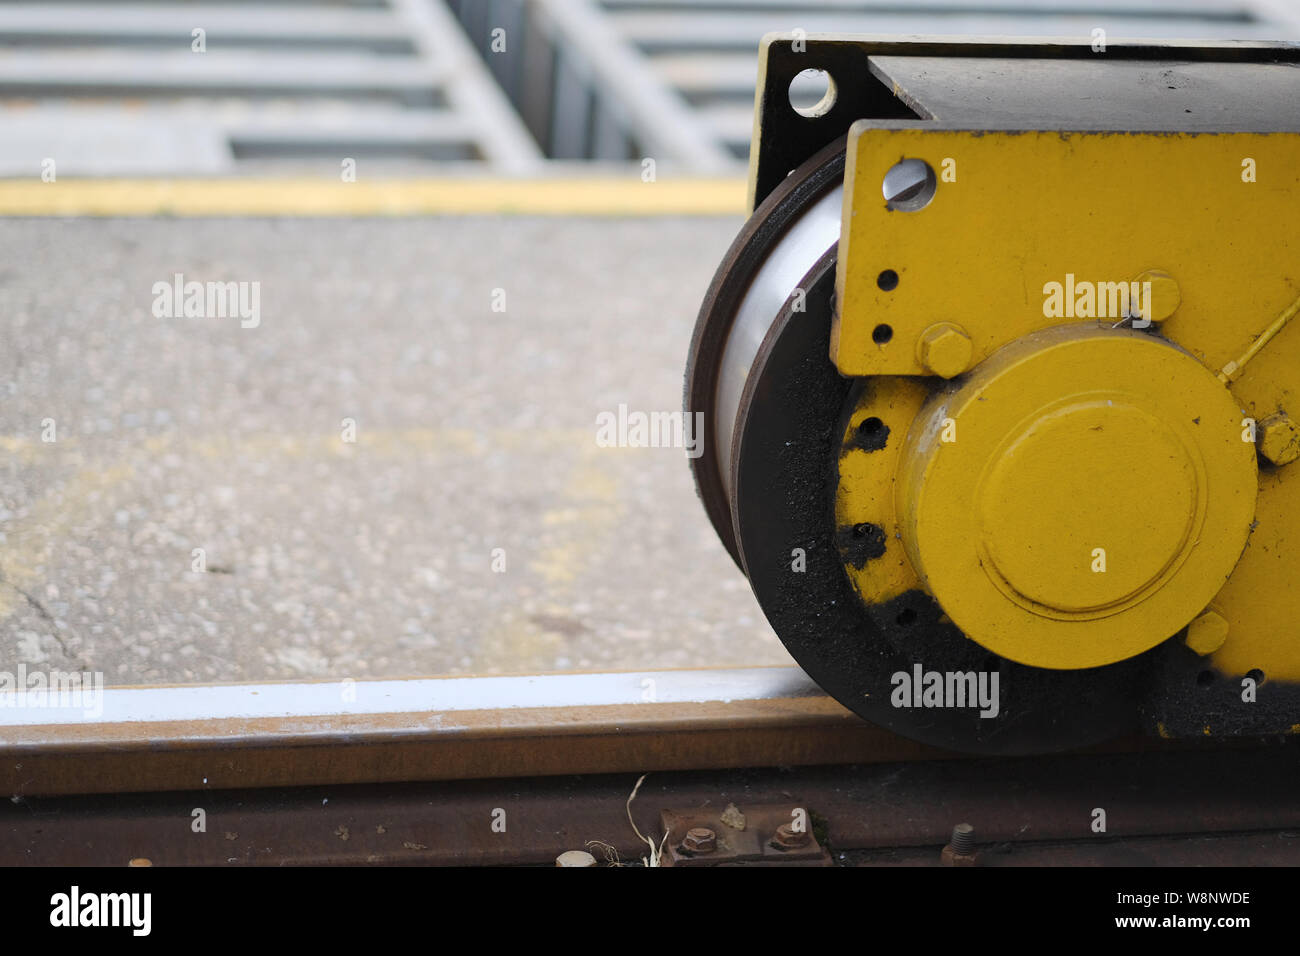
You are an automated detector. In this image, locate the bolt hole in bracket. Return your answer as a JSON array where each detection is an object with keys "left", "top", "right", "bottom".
[{"left": 788, "top": 67, "right": 837, "bottom": 118}]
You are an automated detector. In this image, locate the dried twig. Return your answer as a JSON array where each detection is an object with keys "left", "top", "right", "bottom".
[{"left": 625, "top": 773, "right": 670, "bottom": 867}]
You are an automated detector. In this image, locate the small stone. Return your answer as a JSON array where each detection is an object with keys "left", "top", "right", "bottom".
[{"left": 720, "top": 803, "right": 746, "bottom": 830}]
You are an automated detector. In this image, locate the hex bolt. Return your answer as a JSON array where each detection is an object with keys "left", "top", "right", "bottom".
[
  {"left": 1133, "top": 270, "right": 1181, "bottom": 324},
  {"left": 772, "top": 823, "right": 811, "bottom": 850},
  {"left": 1185, "top": 610, "right": 1229, "bottom": 656},
  {"left": 555, "top": 850, "right": 598, "bottom": 867},
  {"left": 916, "top": 323, "right": 973, "bottom": 379},
  {"left": 1258, "top": 413, "right": 1300, "bottom": 467},
  {"left": 941, "top": 823, "right": 978, "bottom": 867},
  {"left": 681, "top": 827, "right": 717, "bottom": 854}
]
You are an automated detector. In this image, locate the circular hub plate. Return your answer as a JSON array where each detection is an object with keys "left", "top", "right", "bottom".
[{"left": 894, "top": 325, "right": 1258, "bottom": 670}]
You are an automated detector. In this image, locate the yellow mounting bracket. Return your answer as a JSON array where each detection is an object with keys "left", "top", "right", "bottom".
[{"left": 830, "top": 123, "right": 1300, "bottom": 397}]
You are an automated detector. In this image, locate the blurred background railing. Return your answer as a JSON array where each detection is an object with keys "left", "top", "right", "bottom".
[{"left": 0, "top": 0, "right": 1297, "bottom": 177}]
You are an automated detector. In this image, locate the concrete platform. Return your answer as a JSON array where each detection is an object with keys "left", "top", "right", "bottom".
[{"left": 0, "top": 215, "right": 795, "bottom": 684}]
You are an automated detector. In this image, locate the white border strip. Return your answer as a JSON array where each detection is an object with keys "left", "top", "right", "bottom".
[{"left": 0, "top": 667, "right": 820, "bottom": 727}]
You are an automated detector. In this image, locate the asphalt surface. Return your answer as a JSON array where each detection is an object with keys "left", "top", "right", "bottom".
[{"left": 0, "top": 216, "right": 796, "bottom": 685}]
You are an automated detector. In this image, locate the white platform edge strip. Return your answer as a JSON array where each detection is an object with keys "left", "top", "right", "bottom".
[{"left": 0, "top": 666, "right": 821, "bottom": 727}]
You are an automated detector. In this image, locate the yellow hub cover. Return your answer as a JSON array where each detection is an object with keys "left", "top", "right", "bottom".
[{"left": 894, "top": 325, "right": 1257, "bottom": 670}]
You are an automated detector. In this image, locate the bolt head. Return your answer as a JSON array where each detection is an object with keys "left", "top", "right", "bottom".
[
  {"left": 1134, "top": 270, "right": 1181, "bottom": 322},
  {"left": 1258, "top": 413, "right": 1300, "bottom": 466},
  {"left": 772, "top": 823, "right": 811, "bottom": 850},
  {"left": 1185, "top": 609, "right": 1229, "bottom": 656},
  {"left": 555, "top": 850, "right": 598, "bottom": 867},
  {"left": 681, "top": 827, "right": 717, "bottom": 854},
  {"left": 917, "top": 323, "right": 973, "bottom": 378}
]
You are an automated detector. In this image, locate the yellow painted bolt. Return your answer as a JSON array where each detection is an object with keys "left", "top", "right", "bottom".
[
  {"left": 916, "top": 323, "right": 973, "bottom": 378},
  {"left": 1185, "top": 610, "right": 1229, "bottom": 656},
  {"left": 1134, "top": 270, "right": 1181, "bottom": 323},
  {"left": 1258, "top": 413, "right": 1300, "bottom": 466}
]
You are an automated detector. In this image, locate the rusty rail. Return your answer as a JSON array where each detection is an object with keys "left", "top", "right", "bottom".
[{"left": 0, "top": 668, "right": 948, "bottom": 796}]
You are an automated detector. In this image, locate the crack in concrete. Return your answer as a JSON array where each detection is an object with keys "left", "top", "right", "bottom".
[{"left": 0, "top": 569, "right": 87, "bottom": 670}]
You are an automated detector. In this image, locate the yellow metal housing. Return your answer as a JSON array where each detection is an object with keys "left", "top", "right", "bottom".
[{"left": 831, "top": 124, "right": 1299, "bottom": 683}]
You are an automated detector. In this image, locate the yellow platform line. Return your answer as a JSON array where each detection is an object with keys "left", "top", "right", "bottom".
[{"left": 0, "top": 178, "right": 748, "bottom": 217}]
